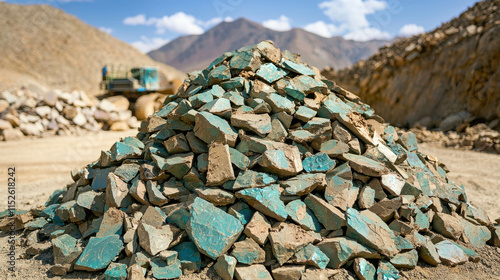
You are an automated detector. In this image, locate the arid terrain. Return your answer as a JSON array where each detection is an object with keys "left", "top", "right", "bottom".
[{"left": 0, "top": 132, "right": 499, "bottom": 280}]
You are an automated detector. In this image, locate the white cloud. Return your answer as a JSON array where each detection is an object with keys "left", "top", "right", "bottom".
[
  {"left": 132, "top": 36, "right": 170, "bottom": 53},
  {"left": 154, "top": 12, "right": 204, "bottom": 35},
  {"left": 262, "top": 15, "right": 292, "bottom": 32},
  {"left": 304, "top": 0, "right": 391, "bottom": 40},
  {"left": 399, "top": 24, "right": 425, "bottom": 37},
  {"left": 99, "top": 27, "right": 113, "bottom": 34},
  {"left": 304, "top": 21, "right": 345, "bottom": 38},
  {"left": 344, "top": 27, "right": 391, "bottom": 41},
  {"left": 123, "top": 12, "right": 230, "bottom": 35}
]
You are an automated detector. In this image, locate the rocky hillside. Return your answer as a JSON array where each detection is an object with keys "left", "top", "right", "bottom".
[
  {"left": 149, "top": 18, "right": 390, "bottom": 72},
  {"left": 322, "top": 0, "right": 500, "bottom": 129},
  {"left": 0, "top": 3, "right": 185, "bottom": 95}
]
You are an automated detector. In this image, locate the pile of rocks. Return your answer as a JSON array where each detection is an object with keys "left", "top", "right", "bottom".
[
  {"left": 2, "top": 41, "right": 499, "bottom": 280},
  {"left": 408, "top": 123, "right": 500, "bottom": 154},
  {"left": 0, "top": 88, "right": 139, "bottom": 141}
]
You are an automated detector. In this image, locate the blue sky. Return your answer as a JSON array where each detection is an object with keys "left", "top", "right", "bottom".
[{"left": 5, "top": 0, "right": 480, "bottom": 52}]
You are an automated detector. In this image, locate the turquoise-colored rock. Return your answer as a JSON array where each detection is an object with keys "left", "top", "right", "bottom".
[
  {"left": 122, "top": 136, "right": 145, "bottom": 150},
  {"left": 25, "top": 217, "right": 48, "bottom": 230},
  {"left": 286, "top": 200, "right": 322, "bottom": 232},
  {"left": 91, "top": 167, "right": 114, "bottom": 191},
  {"left": 45, "top": 189, "right": 65, "bottom": 206},
  {"left": 214, "top": 254, "right": 237, "bottom": 280},
  {"left": 236, "top": 185, "right": 288, "bottom": 221},
  {"left": 354, "top": 258, "right": 376, "bottom": 280},
  {"left": 294, "top": 106, "right": 316, "bottom": 122},
  {"left": 75, "top": 235, "right": 123, "bottom": 271},
  {"left": 256, "top": 63, "right": 288, "bottom": 83},
  {"left": 152, "top": 127, "right": 176, "bottom": 141},
  {"left": 164, "top": 152, "right": 194, "bottom": 179},
  {"left": 435, "top": 240, "right": 468, "bottom": 266},
  {"left": 186, "top": 198, "right": 243, "bottom": 259},
  {"left": 316, "top": 237, "right": 381, "bottom": 269},
  {"left": 399, "top": 132, "right": 418, "bottom": 152},
  {"left": 393, "top": 235, "right": 413, "bottom": 251},
  {"left": 410, "top": 232, "right": 440, "bottom": 266},
  {"left": 104, "top": 263, "right": 127, "bottom": 280},
  {"left": 285, "top": 76, "right": 326, "bottom": 101},
  {"left": 303, "top": 153, "right": 335, "bottom": 172},
  {"left": 188, "top": 90, "right": 213, "bottom": 109},
  {"left": 231, "top": 170, "right": 277, "bottom": 190},
  {"left": 114, "top": 164, "right": 140, "bottom": 182},
  {"left": 173, "top": 242, "right": 201, "bottom": 273},
  {"left": 229, "top": 148, "right": 250, "bottom": 170},
  {"left": 221, "top": 77, "right": 245, "bottom": 90},
  {"left": 343, "top": 153, "right": 389, "bottom": 177},
  {"left": 376, "top": 260, "right": 400, "bottom": 280},
  {"left": 264, "top": 93, "right": 295, "bottom": 114},
  {"left": 281, "top": 173, "right": 326, "bottom": 196},
  {"left": 229, "top": 50, "right": 261, "bottom": 71},
  {"left": 194, "top": 111, "right": 238, "bottom": 146},
  {"left": 146, "top": 181, "right": 168, "bottom": 206},
  {"left": 282, "top": 60, "right": 315, "bottom": 76},
  {"left": 150, "top": 258, "right": 182, "bottom": 279},
  {"left": 228, "top": 202, "right": 255, "bottom": 225},
  {"left": 294, "top": 243, "right": 329, "bottom": 269},
  {"left": 460, "top": 217, "right": 491, "bottom": 248},
  {"left": 317, "top": 95, "right": 352, "bottom": 119},
  {"left": 223, "top": 90, "right": 245, "bottom": 106},
  {"left": 76, "top": 191, "right": 105, "bottom": 213},
  {"left": 39, "top": 204, "right": 59, "bottom": 219},
  {"left": 167, "top": 206, "right": 190, "bottom": 229},
  {"left": 231, "top": 238, "right": 265, "bottom": 265},
  {"left": 155, "top": 102, "right": 178, "bottom": 118},
  {"left": 110, "top": 142, "right": 141, "bottom": 162},
  {"left": 320, "top": 140, "right": 349, "bottom": 157},
  {"left": 455, "top": 244, "right": 480, "bottom": 262},
  {"left": 288, "top": 129, "right": 315, "bottom": 143},
  {"left": 159, "top": 250, "right": 178, "bottom": 265},
  {"left": 346, "top": 208, "right": 398, "bottom": 257},
  {"left": 208, "top": 64, "right": 231, "bottom": 84},
  {"left": 304, "top": 194, "right": 346, "bottom": 231},
  {"left": 52, "top": 234, "right": 81, "bottom": 265},
  {"left": 209, "top": 51, "right": 235, "bottom": 69},
  {"left": 197, "top": 153, "right": 209, "bottom": 172},
  {"left": 199, "top": 98, "right": 231, "bottom": 115},
  {"left": 165, "top": 118, "right": 194, "bottom": 131},
  {"left": 390, "top": 249, "right": 418, "bottom": 269}
]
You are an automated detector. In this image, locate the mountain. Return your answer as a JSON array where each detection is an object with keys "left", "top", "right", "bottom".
[
  {"left": 148, "top": 18, "right": 390, "bottom": 72},
  {"left": 322, "top": 0, "right": 500, "bottom": 129},
  {"left": 0, "top": 3, "right": 185, "bottom": 95}
]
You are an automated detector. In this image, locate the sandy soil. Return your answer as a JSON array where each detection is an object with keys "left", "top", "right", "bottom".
[{"left": 0, "top": 134, "right": 499, "bottom": 279}]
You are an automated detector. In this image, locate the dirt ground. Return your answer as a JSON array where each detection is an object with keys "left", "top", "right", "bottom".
[{"left": 0, "top": 133, "right": 499, "bottom": 279}]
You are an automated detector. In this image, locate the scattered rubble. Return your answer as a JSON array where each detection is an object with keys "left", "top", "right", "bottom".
[
  {"left": 2, "top": 40, "right": 499, "bottom": 280},
  {"left": 406, "top": 124, "right": 500, "bottom": 154},
  {"left": 0, "top": 88, "right": 139, "bottom": 141}
]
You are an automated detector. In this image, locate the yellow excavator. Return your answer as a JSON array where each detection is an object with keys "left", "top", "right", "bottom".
[{"left": 100, "top": 65, "right": 182, "bottom": 120}]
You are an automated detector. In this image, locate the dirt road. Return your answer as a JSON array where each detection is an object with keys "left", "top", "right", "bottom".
[{"left": 0, "top": 133, "right": 499, "bottom": 279}]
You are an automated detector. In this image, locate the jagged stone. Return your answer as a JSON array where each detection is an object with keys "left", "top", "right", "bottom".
[
  {"left": 214, "top": 254, "right": 237, "bottom": 280},
  {"left": 186, "top": 198, "right": 243, "bottom": 259},
  {"left": 150, "top": 258, "right": 182, "bottom": 279},
  {"left": 194, "top": 112, "right": 238, "bottom": 146},
  {"left": 376, "top": 260, "right": 400, "bottom": 280},
  {"left": 96, "top": 207, "right": 124, "bottom": 237},
  {"left": 294, "top": 243, "right": 329, "bottom": 269},
  {"left": 258, "top": 145, "right": 303, "bottom": 176},
  {"left": 345, "top": 208, "right": 398, "bottom": 257},
  {"left": 244, "top": 212, "right": 271, "bottom": 245},
  {"left": 272, "top": 266, "right": 305, "bottom": 280},
  {"left": 195, "top": 188, "right": 236, "bottom": 206},
  {"left": 281, "top": 173, "right": 326, "bottom": 196},
  {"left": 231, "top": 238, "right": 266, "bottom": 265},
  {"left": 304, "top": 194, "right": 345, "bottom": 231},
  {"left": 269, "top": 222, "right": 317, "bottom": 265},
  {"left": 343, "top": 154, "right": 389, "bottom": 177},
  {"left": 303, "top": 153, "right": 336, "bottom": 173},
  {"left": 236, "top": 185, "right": 288, "bottom": 221},
  {"left": 231, "top": 170, "right": 278, "bottom": 191},
  {"left": 317, "top": 237, "right": 381, "bottom": 269},
  {"left": 75, "top": 235, "right": 123, "bottom": 271},
  {"left": 435, "top": 240, "right": 468, "bottom": 266},
  {"left": 390, "top": 249, "right": 418, "bottom": 269},
  {"left": 137, "top": 222, "right": 173, "bottom": 255},
  {"left": 52, "top": 234, "right": 82, "bottom": 265},
  {"left": 207, "top": 143, "right": 235, "bottom": 186},
  {"left": 286, "top": 200, "right": 322, "bottom": 232},
  {"left": 172, "top": 241, "right": 202, "bottom": 274},
  {"left": 235, "top": 264, "right": 273, "bottom": 280},
  {"left": 353, "top": 258, "right": 376, "bottom": 280},
  {"left": 432, "top": 213, "right": 464, "bottom": 240},
  {"left": 104, "top": 263, "right": 127, "bottom": 280}
]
